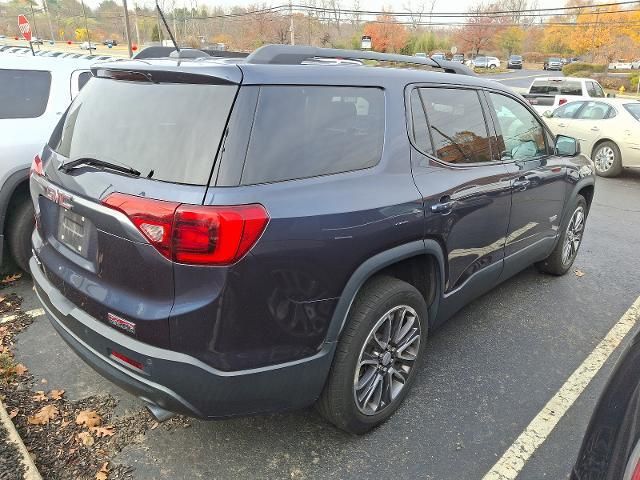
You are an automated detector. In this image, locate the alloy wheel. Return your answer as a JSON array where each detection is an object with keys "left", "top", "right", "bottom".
[
  {"left": 562, "top": 206, "right": 585, "bottom": 265},
  {"left": 353, "top": 305, "right": 421, "bottom": 416},
  {"left": 594, "top": 145, "right": 616, "bottom": 173}
]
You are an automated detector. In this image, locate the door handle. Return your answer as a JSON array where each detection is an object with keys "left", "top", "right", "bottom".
[
  {"left": 557, "top": 123, "right": 567, "bottom": 127},
  {"left": 590, "top": 126, "right": 599, "bottom": 132},
  {"left": 513, "top": 177, "right": 531, "bottom": 190},
  {"left": 431, "top": 196, "right": 455, "bottom": 214}
]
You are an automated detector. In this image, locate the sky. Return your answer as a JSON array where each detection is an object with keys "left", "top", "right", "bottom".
[{"left": 84, "top": 0, "right": 561, "bottom": 14}]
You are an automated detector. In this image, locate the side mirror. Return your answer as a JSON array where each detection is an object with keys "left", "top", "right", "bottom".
[
  {"left": 555, "top": 135, "right": 580, "bottom": 157},
  {"left": 542, "top": 110, "right": 553, "bottom": 118}
]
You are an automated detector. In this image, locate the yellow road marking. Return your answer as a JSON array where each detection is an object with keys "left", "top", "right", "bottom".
[{"left": 483, "top": 295, "right": 640, "bottom": 480}]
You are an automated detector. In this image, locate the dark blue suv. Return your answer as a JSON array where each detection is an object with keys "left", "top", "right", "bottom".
[{"left": 29, "top": 45, "right": 595, "bottom": 434}]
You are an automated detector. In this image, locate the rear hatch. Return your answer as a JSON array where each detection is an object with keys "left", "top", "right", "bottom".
[
  {"left": 524, "top": 79, "right": 583, "bottom": 107},
  {"left": 31, "top": 63, "right": 240, "bottom": 348}
]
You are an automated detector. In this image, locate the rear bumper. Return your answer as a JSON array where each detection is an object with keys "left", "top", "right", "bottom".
[{"left": 30, "top": 256, "right": 335, "bottom": 418}]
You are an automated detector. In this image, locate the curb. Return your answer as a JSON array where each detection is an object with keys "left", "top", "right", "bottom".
[{"left": 0, "top": 399, "right": 42, "bottom": 480}]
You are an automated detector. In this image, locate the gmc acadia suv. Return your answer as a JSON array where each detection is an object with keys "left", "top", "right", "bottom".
[{"left": 30, "top": 45, "right": 595, "bottom": 434}]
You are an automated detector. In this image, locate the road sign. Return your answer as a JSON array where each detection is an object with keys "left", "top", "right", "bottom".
[
  {"left": 18, "top": 15, "right": 31, "bottom": 42},
  {"left": 361, "top": 35, "right": 372, "bottom": 50}
]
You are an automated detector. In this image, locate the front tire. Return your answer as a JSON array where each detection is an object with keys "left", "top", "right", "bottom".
[
  {"left": 537, "top": 195, "right": 587, "bottom": 276},
  {"left": 593, "top": 141, "right": 623, "bottom": 177},
  {"left": 317, "top": 276, "right": 428, "bottom": 434},
  {"left": 7, "top": 200, "right": 35, "bottom": 273}
]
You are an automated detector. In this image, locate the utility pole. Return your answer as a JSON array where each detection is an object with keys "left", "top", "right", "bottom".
[
  {"left": 122, "top": 0, "right": 133, "bottom": 57},
  {"left": 590, "top": 7, "right": 600, "bottom": 63},
  {"left": 80, "top": 0, "right": 93, "bottom": 53},
  {"left": 28, "top": 1, "right": 40, "bottom": 47},
  {"left": 41, "top": 0, "right": 55, "bottom": 41},
  {"left": 289, "top": 0, "right": 294, "bottom": 45},
  {"left": 133, "top": 3, "right": 141, "bottom": 46}
]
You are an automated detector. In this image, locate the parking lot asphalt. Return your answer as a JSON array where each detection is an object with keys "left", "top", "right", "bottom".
[
  {"left": 6, "top": 168, "right": 639, "bottom": 479},
  {"left": 486, "top": 68, "right": 552, "bottom": 90}
]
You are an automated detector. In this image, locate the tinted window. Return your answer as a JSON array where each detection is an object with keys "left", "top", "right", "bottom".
[
  {"left": 51, "top": 77, "right": 236, "bottom": 185},
  {"left": 624, "top": 103, "right": 640, "bottom": 120},
  {"left": 577, "top": 102, "right": 611, "bottom": 120},
  {"left": 77, "top": 71, "right": 92, "bottom": 90},
  {"left": 410, "top": 89, "right": 431, "bottom": 154},
  {"left": 587, "top": 81, "right": 605, "bottom": 98},
  {"left": 530, "top": 80, "right": 582, "bottom": 96},
  {"left": 419, "top": 87, "right": 492, "bottom": 164},
  {"left": 551, "top": 102, "right": 584, "bottom": 118},
  {"left": 490, "top": 93, "right": 546, "bottom": 161},
  {"left": 0, "top": 69, "right": 51, "bottom": 119},
  {"left": 242, "top": 86, "right": 384, "bottom": 184}
]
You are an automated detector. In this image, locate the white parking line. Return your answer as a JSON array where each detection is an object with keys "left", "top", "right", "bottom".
[
  {"left": 483, "top": 295, "right": 640, "bottom": 480},
  {"left": 0, "top": 308, "right": 45, "bottom": 324}
]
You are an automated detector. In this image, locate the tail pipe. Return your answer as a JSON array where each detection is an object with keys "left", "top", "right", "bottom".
[{"left": 145, "top": 402, "right": 176, "bottom": 422}]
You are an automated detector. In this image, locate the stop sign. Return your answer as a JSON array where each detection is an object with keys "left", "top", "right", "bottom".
[{"left": 18, "top": 15, "right": 32, "bottom": 42}]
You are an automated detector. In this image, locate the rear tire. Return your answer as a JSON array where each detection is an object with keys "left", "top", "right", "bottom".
[
  {"left": 316, "top": 276, "right": 428, "bottom": 434},
  {"left": 7, "top": 200, "right": 35, "bottom": 273},
  {"left": 592, "top": 141, "right": 623, "bottom": 177},
  {"left": 537, "top": 195, "right": 587, "bottom": 276}
]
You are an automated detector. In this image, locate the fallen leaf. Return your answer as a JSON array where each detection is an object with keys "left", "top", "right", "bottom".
[
  {"left": 76, "top": 410, "right": 101, "bottom": 428},
  {"left": 96, "top": 462, "right": 109, "bottom": 480},
  {"left": 575, "top": 269, "right": 585, "bottom": 277},
  {"left": 49, "top": 389, "right": 65, "bottom": 400},
  {"left": 150, "top": 421, "right": 159, "bottom": 430},
  {"left": 76, "top": 431, "right": 94, "bottom": 446},
  {"left": 61, "top": 419, "right": 71, "bottom": 428},
  {"left": 41, "top": 378, "right": 48, "bottom": 384},
  {"left": 27, "top": 405, "right": 59, "bottom": 425},
  {"left": 32, "top": 391, "right": 47, "bottom": 402},
  {"left": 1, "top": 273, "right": 22, "bottom": 284},
  {"left": 9, "top": 408, "right": 18, "bottom": 419},
  {"left": 13, "top": 364, "right": 28, "bottom": 376},
  {"left": 90, "top": 425, "right": 115, "bottom": 438}
]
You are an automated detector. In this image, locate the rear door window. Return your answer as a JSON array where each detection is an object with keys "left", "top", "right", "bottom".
[
  {"left": 0, "top": 69, "right": 51, "bottom": 119},
  {"left": 576, "top": 101, "right": 611, "bottom": 120},
  {"left": 51, "top": 77, "right": 237, "bottom": 185},
  {"left": 241, "top": 86, "right": 385, "bottom": 184},
  {"left": 418, "top": 87, "right": 493, "bottom": 164}
]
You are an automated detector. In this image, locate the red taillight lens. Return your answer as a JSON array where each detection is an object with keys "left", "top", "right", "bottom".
[
  {"left": 558, "top": 98, "right": 568, "bottom": 106},
  {"left": 102, "top": 193, "right": 269, "bottom": 266},
  {"left": 110, "top": 350, "right": 144, "bottom": 371},
  {"left": 31, "top": 155, "right": 44, "bottom": 176}
]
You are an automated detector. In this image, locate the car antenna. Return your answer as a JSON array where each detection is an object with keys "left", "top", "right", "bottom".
[{"left": 155, "top": 0, "right": 179, "bottom": 53}]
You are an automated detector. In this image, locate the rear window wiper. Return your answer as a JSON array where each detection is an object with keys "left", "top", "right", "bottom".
[{"left": 60, "top": 157, "right": 141, "bottom": 177}]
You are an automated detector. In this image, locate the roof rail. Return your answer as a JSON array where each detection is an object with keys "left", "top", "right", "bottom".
[{"left": 245, "top": 44, "right": 475, "bottom": 76}]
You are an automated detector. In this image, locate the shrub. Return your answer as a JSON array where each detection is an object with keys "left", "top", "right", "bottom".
[
  {"left": 631, "top": 74, "right": 639, "bottom": 91},
  {"left": 562, "top": 62, "right": 606, "bottom": 76}
]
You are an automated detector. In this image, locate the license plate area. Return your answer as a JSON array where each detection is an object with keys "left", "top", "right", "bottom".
[{"left": 57, "top": 208, "right": 90, "bottom": 257}]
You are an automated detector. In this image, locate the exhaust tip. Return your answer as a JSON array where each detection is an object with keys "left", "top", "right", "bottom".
[{"left": 145, "top": 402, "right": 176, "bottom": 422}]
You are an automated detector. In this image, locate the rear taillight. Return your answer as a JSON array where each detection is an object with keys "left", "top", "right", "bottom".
[
  {"left": 103, "top": 193, "right": 269, "bottom": 265},
  {"left": 31, "top": 155, "right": 44, "bottom": 176},
  {"left": 558, "top": 98, "right": 568, "bottom": 106}
]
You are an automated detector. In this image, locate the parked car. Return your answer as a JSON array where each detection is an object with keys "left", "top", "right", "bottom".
[
  {"left": 414, "top": 52, "right": 427, "bottom": 58},
  {"left": 451, "top": 53, "right": 464, "bottom": 63},
  {"left": 609, "top": 59, "right": 632, "bottom": 70},
  {"left": 471, "top": 55, "right": 500, "bottom": 69},
  {"left": 103, "top": 39, "right": 118, "bottom": 46},
  {"left": 632, "top": 59, "right": 640, "bottom": 69},
  {"left": 80, "top": 41, "right": 97, "bottom": 50},
  {"left": 523, "top": 77, "right": 606, "bottom": 114},
  {"left": 507, "top": 54, "right": 523, "bottom": 69},
  {"left": 543, "top": 98, "right": 640, "bottom": 177},
  {"left": 0, "top": 55, "right": 94, "bottom": 271},
  {"left": 572, "top": 325, "right": 640, "bottom": 479},
  {"left": 430, "top": 52, "right": 446, "bottom": 61},
  {"left": 543, "top": 57, "right": 563, "bottom": 70},
  {"left": 31, "top": 38, "right": 44, "bottom": 45},
  {"left": 29, "top": 45, "right": 594, "bottom": 434}
]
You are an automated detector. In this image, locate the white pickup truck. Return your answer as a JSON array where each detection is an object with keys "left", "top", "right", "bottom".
[{"left": 523, "top": 77, "right": 606, "bottom": 115}]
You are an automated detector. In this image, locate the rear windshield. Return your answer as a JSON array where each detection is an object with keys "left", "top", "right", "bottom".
[
  {"left": 529, "top": 80, "right": 582, "bottom": 96},
  {"left": 241, "top": 86, "right": 385, "bottom": 185},
  {"left": 624, "top": 103, "right": 640, "bottom": 120},
  {"left": 0, "top": 69, "right": 51, "bottom": 119},
  {"left": 50, "top": 77, "right": 237, "bottom": 185}
]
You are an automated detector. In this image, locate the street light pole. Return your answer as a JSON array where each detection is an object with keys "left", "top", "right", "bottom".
[{"left": 122, "top": 0, "right": 133, "bottom": 57}]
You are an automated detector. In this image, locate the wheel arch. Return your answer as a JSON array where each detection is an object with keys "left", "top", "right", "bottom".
[
  {"left": 591, "top": 137, "right": 619, "bottom": 160},
  {"left": 324, "top": 239, "right": 445, "bottom": 343}
]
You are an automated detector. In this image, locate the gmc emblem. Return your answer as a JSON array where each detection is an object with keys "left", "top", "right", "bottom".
[
  {"left": 45, "top": 185, "right": 73, "bottom": 209},
  {"left": 107, "top": 313, "right": 136, "bottom": 335}
]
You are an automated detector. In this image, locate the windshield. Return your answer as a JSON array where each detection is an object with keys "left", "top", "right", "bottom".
[
  {"left": 624, "top": 103, "right": 640, "bottom": 121},
  {"left": 549, "top": 58, "right": 561, "bottom": 62},
  {"left": 510, "top": 55, "right": 522, "bottom": 60},
  {"left": 50, "top": 76, "right": 237, "bottom": 185},
  {"left": 530, "top": 80, "right": 582, "bottom": 96}
]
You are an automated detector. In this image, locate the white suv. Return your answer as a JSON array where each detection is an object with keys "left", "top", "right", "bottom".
[{"left": 0, "top": 55, "right": 94, "bottom": 271}]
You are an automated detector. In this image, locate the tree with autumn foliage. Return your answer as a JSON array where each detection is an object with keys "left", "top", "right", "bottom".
[
  {"left": 363, "top": 14, "right": 408, "bottom": 53},
  {"left": 499, "top": 26, "right": 524, "bottom": 56}
]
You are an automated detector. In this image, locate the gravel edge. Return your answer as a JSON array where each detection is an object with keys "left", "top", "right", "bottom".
[{"left": 0, "top": 399, "right": 41, "bottom": 480}]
